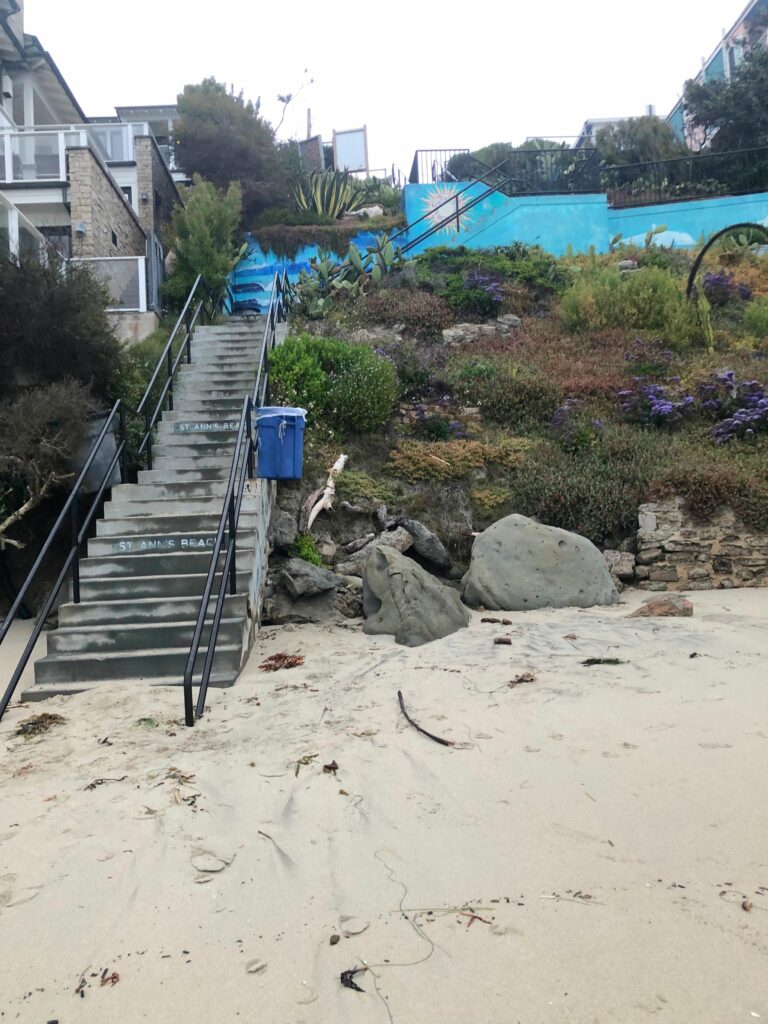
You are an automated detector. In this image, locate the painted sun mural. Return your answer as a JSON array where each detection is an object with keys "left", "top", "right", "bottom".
[{"left": 422, "top": 185, "right": 473, "bottom": 236}]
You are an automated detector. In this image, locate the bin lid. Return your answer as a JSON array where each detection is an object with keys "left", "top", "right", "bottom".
[{"left": 255, "top": 406, "right": 307, "bottom": 420}]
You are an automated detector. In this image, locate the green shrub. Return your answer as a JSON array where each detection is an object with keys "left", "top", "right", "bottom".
[
  {"left": 558, "top": 267, "right": 699, "bottom": 344},
  {"left": 742, "top": 298, "right": 768, "bottom": 339},
  {"left": 290, "top": 533, "right": 324, "bottom": 566},
  {"left": 652, "top": 437, "right": 768, "bottom": 530},
  {"left": 447, "top": 356, "right": 562, "bottom": 429},
  {"left": 444, "top": 272, "right": 503, "bottom": 317},
  {"left": 357, "top": 289, "right": 454, "bottom": 336},
  {"left": 336, "top": 470, "right": 395, "bottom": 504},
  {"left": 0, "top": 257, "right": 121, "bottom": 401},
  {"left": 415, "top": 244, "right": 565, "bottom": 298},
  {"left": 508, "top": 427, "right": 665, "bottom": 545},
  {"left": 270, "top": 334, "right": 397, "bottom": 435},
  {"left": 388, "top": 438, "right": 530, "bottom": 482}
]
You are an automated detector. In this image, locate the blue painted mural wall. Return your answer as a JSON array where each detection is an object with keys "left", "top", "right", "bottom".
[
  {"left": 403, "top": 182, "right": 768, "bottom": 256},
  {"left": 231, "top": 187, "right": 768, "bottom": 308}
]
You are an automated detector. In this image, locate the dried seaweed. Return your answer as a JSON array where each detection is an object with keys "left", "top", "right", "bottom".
[
  {"left": 259, "top": 652, "right": 305, "bottom": 673},
  {"left": 15, "top": 713, "right": 65, "bottom": 738},
  {"left": 340, "top": 967, "right": 367, "bottom": 992}
]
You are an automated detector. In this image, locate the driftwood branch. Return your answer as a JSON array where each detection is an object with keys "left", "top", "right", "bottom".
[
  {"left": 397, "top": 690, "right": 454, "bottom": 747},
  {"left": 300, "top": 454, "right": 348, "bottom": 532},
  {"left": 0, "top": 474, "right": 65, "bottom": 550}
]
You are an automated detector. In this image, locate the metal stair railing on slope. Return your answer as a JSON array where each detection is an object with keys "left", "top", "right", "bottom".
[
  {"left": 0, "top": 274, "right": 231, "bottom": 723},
  {"left": 182, "top": 270, "right": 291, "bottom": 727}
]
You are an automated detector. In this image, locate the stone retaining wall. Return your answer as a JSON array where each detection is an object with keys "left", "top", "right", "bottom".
[{"left": 636, "top": 498, "right": 768, "bottom": 591}]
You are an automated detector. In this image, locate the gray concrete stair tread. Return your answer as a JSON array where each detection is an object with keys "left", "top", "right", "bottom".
[
  {"left": 99, "top": 509, "right": 257, "bottom": 531},
  {"left": 48, "top": 618, "right": 243, "bottom": 654},
  {"left": 33, "top": 644, "right": 243, "bottom": 683},
  {"left": 79, "top": 547, "right": 254, "bottom": 578},
  {"left": 59, "top": 593, "right": 246, "bottom": 625},
  {"left": 74, "top": 570, "right": 251, "bottom": 601},
  {"left": 21, "top": 672, "right": 238, "bottom": 702}
]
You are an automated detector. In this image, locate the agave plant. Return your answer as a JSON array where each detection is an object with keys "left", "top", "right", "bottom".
[{"left": 294, "top": 170, "right": 368, "bottom": 219}]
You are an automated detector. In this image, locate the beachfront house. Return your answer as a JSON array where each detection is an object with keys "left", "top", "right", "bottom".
[
  {"left": 667, "top": 0, "right": 768, "bottom": 148},
  {"left": 0, "top": 0, "right": 180, "bottom": 338}
]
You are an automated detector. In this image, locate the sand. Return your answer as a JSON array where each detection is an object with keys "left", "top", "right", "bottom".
[{"left": 0, "top": 588, "right": 767, "bottom": 1023}]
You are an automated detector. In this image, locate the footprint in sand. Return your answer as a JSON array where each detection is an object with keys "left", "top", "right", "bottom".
[
  {"left": 699, "top": 743, "right": 733, "bottom": 750},
  {"left": 190, "top": 850, "right": 235, "bottom": 874}
]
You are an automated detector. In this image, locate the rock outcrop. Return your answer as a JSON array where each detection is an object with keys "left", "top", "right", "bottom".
[
  {"left": 463, "top": 514, "right": 619, "bottom": 611},
  {"left": 363, "top": 548, "right": 469, "bottom": 647}
]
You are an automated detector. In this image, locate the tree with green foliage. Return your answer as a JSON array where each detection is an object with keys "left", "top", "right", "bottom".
[
  {"left": 595, "top": 116, "right": 689, "bottom": 166},
  {"left": 174, "top": 78, "right": 287, "bottom": 221},
  {"left": 684, "top": 44, "right": 768, "bottom": 151},
  {"left": 163, "top": 174, "right": 243, "bottom": 308}
]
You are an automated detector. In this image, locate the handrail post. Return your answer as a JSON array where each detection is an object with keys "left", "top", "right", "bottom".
[
  {"left": 145, "top": 412, "right": 153, "bottom": 470},
  {"left": 186, "top": 327, "right": 192, "bottom": 364},
  {"left": 71, "top": 493, "right": 81, "bottom": 605},
  {"left": 228, "top": 492, "right": 237, "bottom": 595},
  {"left": 166, "top": 345, "right": 174, "bottom": 412},
  {"left": 118, "top": 404, "right": 127, "bottom": 483},
  {"left": 246, "top": 401, "right": 254, "bottom": 479}
]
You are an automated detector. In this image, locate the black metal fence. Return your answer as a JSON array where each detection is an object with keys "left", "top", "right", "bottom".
[
  {"left": 409, "top": 149, "right": 470, "bottom": 184},
  {"left": 602, "top": 146, "right": 768, "bottom": 208},
  {"left": 408, "top": 145, "right": 768, "bottom": 208}
]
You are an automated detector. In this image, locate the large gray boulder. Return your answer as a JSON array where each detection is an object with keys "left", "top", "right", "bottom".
[
  {"left": 399, "top": 518, "right": 451, "bottom": 571},
  {"left": 280, "top": 558, "right": 338, "bottom": 599},
  {"left": 463, "top": 514, "right": 619, "bottom": 611},
  {"left": 335, "top": 526, "right": 413, "bottom": 578},
  {"left": 363, "top": 548, "right": 469, "bottom": 647}
]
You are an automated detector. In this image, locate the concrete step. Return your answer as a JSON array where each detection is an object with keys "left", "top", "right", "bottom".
[
  {"left": 72, "top": 569, "right": 251, "bottom": 602},
  {"left": 96, "top": 511, "right": 260, "bottom": 538},
  {"left": 47, "top": 617, "right": 244, "bottom": 655},
  {"left": 58, "top": 592, "right": 247, "bottom": 626},
  {"left": 174, "top": 386, "right": 251, "bottom": 400},
  {"left": 79, "top": 546, "right": 254, "bottom": 579},
  {"left": 110, "top": 480, "right": 235, "bottom": 501},
  {"left": 157, "top": 422, "right": 241, "bottom": 439},
  {"left": 137, "top": 466, "right": 233, "bottom": 483},
  {"left": 150, "top": 455, "right": 237, "bottom": 471},
  {"left": 33, "top": 644, "right": 242, "bottom": 685},
  {"left": 150, "top": 442, "right": 238, "bottom": 460},
  {"left": 163, "top": 402, "right": 248, "bottom": 418},
  {"left": 104, "top": 494, "right": 255, "bottom": 519}
]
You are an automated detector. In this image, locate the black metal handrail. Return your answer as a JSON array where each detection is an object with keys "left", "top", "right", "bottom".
[
  {"left": 182, "top": 271, "right": 290, "bottom": 727},
  {"left": 0, "top": 402, "right": 127, "bottom": 720},
  {"left": 0, "top": 273, "right": 232, "bottom": 723},
  {"left": 388, "top": 159, "right": 517, "bottom": 251}
]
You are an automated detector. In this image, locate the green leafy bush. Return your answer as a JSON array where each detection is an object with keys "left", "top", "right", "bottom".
[
  {"left": 270, "top": 334, "right": 397, "bottom": 434},
  {"left": 336, "top": 470, "right": 395, "bottom": 505},
  {"left": 742, "top": 298, "right": 768, "bottom": 339},
  {"left": 357, "top": 289, "right": 454, "bottom": 335},
  {"left": 415, "top": 244, "right": 565, "bottom": 298},
  {"left": 558, "top": 267, "right": 699, "bottom": 344},
  {"left": 290, "top": 533, "right": 324, "bottom": 566},
  {"left": 447, "top": 356, "right": 562, "bottom": 429},
  {"left": 508, "top": 427, "right": 665, "bottom": 544},
  {"left": 0, "top": 257, "right": 120, "bottom": 402}
]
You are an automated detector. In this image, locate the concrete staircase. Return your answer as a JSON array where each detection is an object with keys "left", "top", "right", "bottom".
[{"left": 26, "top": 317, "right": 279, "bottom": 700}]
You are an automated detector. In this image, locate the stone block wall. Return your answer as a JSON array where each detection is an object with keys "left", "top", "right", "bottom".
[
  {"left": 636, "top": 498, "right": 768, "bottom": 591},
  {"left": 134, "top": 137, "right": 179, "bottom": 237},
  {"left": 68, "top": 147, "right": 146, "bottom": 258}
]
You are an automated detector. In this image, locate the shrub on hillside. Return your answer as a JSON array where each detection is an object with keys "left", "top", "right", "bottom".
[
  {"left": 558, "top": 267, "right": 699, "bottom": 344},
  {"left": 357, "top": 289, "right": 454, "bottom": 336},
  {"left": 742, "top": 298, "right": 768, "bottom": 338},
  {"left": 447, "top": 356, "right": 562, "bottom": 429},
  {"left": 0, "top": 257, "right": 120, "bottom": 401},
  {"left": 270, "top": 334, "right": 397, "bottom": 434},
  {"left": 444, "top": 271, "right": 504, "bottom": 317},
  {"left": 508, "top": 427, "right": 664, "bottom": 545}
]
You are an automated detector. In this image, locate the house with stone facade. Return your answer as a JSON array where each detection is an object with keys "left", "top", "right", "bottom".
[{"left": 0, "top": 0, "right": 181, "bottom": 338}]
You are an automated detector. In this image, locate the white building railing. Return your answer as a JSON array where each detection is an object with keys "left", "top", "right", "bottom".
[
  {"left": 0, "top": 122, "right": 155, "bottom": 184},
  {"left": 71, "top": 255, "right": 148, "bottom": 313},
  {"left": 0, "top": 189, "right": 48, "bottom": 261}
]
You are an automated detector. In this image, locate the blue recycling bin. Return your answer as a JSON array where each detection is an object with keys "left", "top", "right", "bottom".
[{"left": 256, "top": 406, "right": 307, "bottom": 480}]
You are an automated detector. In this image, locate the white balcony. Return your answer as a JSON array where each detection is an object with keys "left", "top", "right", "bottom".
[{"left": 0, "top": 122, "right": 154, "bottom": 184}]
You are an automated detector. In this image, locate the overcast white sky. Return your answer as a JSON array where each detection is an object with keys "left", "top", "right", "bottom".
[{"left": 26, "top": 0, "right": 746, "bottom": 175}]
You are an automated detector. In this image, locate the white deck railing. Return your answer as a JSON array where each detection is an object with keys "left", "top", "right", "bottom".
[
  {"left": 0, "top": 122, "right": 154, "bottom": 184},
  {"left": 71, "top": 255, "right": 147, "bottom": 312}
]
